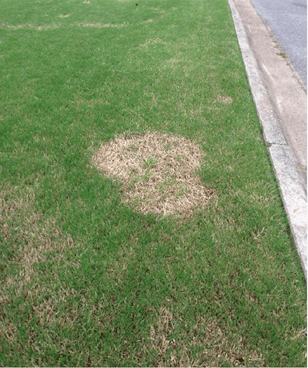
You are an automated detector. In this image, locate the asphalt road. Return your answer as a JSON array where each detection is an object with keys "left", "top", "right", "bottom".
[{"left": 250, "top": 0, "right": 307, "bottom": 86}]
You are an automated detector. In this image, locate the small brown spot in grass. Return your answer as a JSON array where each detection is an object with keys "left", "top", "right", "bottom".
[
  {"left": 140, "top": 38, "right": 167, "bottom": 48},
  {"left": 81, "top": 22, "right": 128, "bottom": 28},
  {"left": 143, "top": 19, "right": 154, "bottom": 24},
  {"left": 216, "top": 95, "right": 233, "bottom": 104},
  {"left": 291, "top": 328, "right": 307, "bottom": 340},
  {"left": 0, "top": 320, "right": 17, "bottom": 343},
  {"left": 92, "top": 132, "right": 216, "bottom": 217},
  {"left": 149, "top": 7, "right": 166, "bottom": 14},
  {"left": 147, "top": 310, "right": 265, "bottom": 366}
]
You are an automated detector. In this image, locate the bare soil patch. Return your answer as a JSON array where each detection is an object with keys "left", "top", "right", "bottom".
[{"left": 92, "top": 132, "right": 216, "bottom": 217}]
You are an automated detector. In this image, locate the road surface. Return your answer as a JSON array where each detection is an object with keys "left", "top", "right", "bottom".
[{"left": 250, "top": 0, "right": 307, "bottom": 86}]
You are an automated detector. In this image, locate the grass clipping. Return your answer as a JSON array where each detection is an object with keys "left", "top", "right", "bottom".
[{"left": 93, "top": 132, "right": 216, "bottom": 217}]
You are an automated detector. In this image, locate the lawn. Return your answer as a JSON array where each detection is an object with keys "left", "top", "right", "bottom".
[{"left": 0, "top": 0, "right": 306, "bottom": 366}]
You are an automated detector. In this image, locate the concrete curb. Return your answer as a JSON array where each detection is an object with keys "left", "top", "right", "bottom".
[{"left": 228, "top": 0, "right": 307, "bottom": 279}]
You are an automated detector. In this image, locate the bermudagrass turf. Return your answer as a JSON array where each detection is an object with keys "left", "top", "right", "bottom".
[{"left": 0, "top": 0, "right": 306, "bottom": 366}]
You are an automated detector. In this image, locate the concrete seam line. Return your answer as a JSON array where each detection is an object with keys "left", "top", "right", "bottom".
[{"left": 228, "top": 0, "right": 307, "bottom": 278}]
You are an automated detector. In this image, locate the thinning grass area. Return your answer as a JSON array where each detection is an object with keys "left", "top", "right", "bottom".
[{"left": 0, "top": 0, "right": 306, "bottom": 366}]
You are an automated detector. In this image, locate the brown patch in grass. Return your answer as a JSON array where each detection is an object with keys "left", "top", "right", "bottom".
[
  {"left": 1, "top": 23, "right": 60, "bottom": 30},
  {"left": 1, "top": 24, "right": 24, "bottom": 30},
  {"left": 30, "top": 287, "right": 83, "bottom": 328},
  {"left": 80, "top": 22, "right": 128, "bottom": 28},
  {"left": 150, "top": 307, "right": 174, "bottom": 358},
  {"left": 0, "top": 184, "right": 78, "bottom": 347},
  {"left": 149, "top": 7, "right": 166, "bottom": 14},
  {"left": 143, "top": 19, "right": 154, "bottom": 24},
  {"left": 72, "top": 96, "right": 111, "bottom": 108},
  {"left": 0, "top": 185, "right": 76, "bottom": 330},
  {"left": 0, "top": 320, "right": 17, "bottom": 343},
  {"left": 1, "top": 22, "right": 128, "bottom": 31},
  {"left": 216, "top": 95, "right": 233, "bottom": 104},
  {"left": 165, "top": 56, "right": 182, "bottom": 64},
  {"left": 291, "top": 328, "right": 307, "bottom": 340},
  {"left": 92, "top": 132, "right": 216, "bottom": 217},
  {"left": 148, "top": 308, "right": 265, "bottom": 366},
  {"left": 140, "top": 38, "right": 167, "bottom": 48}
]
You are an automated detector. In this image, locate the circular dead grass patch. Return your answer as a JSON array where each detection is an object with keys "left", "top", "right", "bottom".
[{"left": 92, "top": 132, "right": 216, "bottom": 217}]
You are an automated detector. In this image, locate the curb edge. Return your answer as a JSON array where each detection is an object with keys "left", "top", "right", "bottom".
[{"left": 228, "top": 0, "right": 307, "bottom": 279}]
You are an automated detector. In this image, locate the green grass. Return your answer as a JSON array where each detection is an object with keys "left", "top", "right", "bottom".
[{"left": 0, "top": 0, "right": 306, "bottom": 366}]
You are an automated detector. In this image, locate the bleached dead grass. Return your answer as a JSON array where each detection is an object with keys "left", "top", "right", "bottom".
[{"left": 92, "top": 132, "right": 216, "bottom": 217}]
